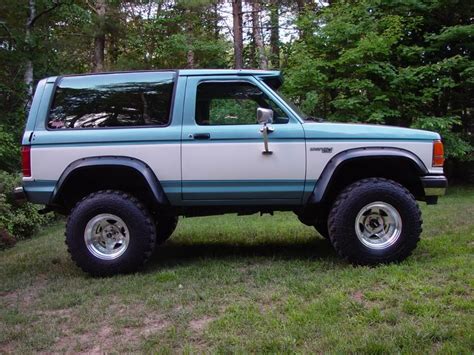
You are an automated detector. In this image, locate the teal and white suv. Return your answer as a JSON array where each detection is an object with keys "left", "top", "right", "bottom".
[{"left": 16, "top": 69, "right": 447, "bottom": 276}]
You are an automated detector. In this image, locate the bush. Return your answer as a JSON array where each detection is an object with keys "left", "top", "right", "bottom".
[{"left": 0, "top": 171, "right": 54, "bottom": 249}]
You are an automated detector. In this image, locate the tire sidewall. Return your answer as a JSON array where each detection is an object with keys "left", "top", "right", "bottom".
[
  {"left": 329, "top": 180, "right": 421, "bottom": 263},
  {"left": 67, "top": 192, "right": 155, "bottom": 275}
]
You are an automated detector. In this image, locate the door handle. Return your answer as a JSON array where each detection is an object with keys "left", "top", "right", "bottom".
[
  {"left": 192, "top": 133, "right": 211, "bottom": 140},
  {"left": 260, "top": 124, "right": 274, "bottom": 155}
]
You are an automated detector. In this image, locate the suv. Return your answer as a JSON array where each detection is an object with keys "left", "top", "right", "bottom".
[{"left": 16, "top": 70, "right": 447, "bottom": 276}]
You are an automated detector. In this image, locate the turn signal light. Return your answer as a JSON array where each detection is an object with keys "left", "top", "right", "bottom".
[
  {"left": 432, "top": 140, "right": 444, "bottom": 167},
  {"left": 21, "top": 145, "right": 31, "bottom": 177}
]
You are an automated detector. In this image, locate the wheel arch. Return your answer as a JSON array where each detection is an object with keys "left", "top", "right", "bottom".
[
  {"left": 51, "top": 156, "right": 169, "bottom": 212},
  {"left": 308, "top": 147, "right": 429, "bottom": 206}
]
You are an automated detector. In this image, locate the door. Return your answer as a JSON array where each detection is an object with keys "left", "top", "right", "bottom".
[{"left": 181, "top": 76, "right": 306, "bottom": 204}]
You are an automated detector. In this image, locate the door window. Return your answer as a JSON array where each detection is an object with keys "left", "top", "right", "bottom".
[{"left": 195, "top": 82, "right": 288, "bottom": 125}]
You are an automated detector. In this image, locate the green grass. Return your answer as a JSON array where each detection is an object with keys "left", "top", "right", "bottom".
[{"left": 1, "top": 187, "right": 473, "bottom": 353}]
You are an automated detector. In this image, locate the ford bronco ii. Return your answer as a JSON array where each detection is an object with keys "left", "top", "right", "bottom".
[{"left": 15, "top": 70, "right": 447, "bottom": 276}]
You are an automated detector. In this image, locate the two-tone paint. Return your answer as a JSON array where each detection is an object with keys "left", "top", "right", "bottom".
[{"left": 21, "top": 69, "right": 443, "bottom": 208}]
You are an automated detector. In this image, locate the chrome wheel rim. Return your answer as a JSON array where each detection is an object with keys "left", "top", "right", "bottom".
[
  {"left": 84, "top": 214, "right": 130, "bottom": 260},
  {"left": 355, "top": 202, "right": 402, "bottom": 250}
]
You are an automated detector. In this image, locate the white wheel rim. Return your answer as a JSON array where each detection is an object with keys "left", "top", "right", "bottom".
[
  {"left": 355, "top": 202, "right": 402, "bottom": 250},
  {"left": 84, "top": 214, "right": 130, "bottom": 260}
]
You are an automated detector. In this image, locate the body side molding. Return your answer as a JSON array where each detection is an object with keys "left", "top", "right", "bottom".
[
  {"left": 308, "top": 147, "right": 429, "bottom": 204},
  {"left": 51, "top": 156, "right": 169, "bottom": 206}
]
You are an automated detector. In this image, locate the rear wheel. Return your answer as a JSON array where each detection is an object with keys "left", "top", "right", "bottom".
[
  {"left": 66, "top": 190, "right": 156, "bottom": 276},
  {"left": 328, "top": 178, "right": 422, "bottom": 265}
]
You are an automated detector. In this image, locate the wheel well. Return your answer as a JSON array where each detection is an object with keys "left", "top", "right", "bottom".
[
  {"left": 53, "top": 166, "right": 162, "bottom": 213},
  {"left": 319, "top": 156, "right": 425, "bottom": 208}
]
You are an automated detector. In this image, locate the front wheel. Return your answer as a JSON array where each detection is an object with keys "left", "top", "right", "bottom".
[
  {"left": 328, "top": 178, "right": 422, "bottom": 265},
  {"left": 66, "top": 190, "right": 157, "bottom": 276}
]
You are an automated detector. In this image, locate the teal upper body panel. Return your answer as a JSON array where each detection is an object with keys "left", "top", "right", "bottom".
[
  {"left": 302, "top": 122, "right": 440, "bottom": 141},
  {"left": 24, "top": 69, "right": 439, "bottom": 146}
]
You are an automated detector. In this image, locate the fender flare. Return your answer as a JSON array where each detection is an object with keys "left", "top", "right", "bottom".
[
  {"left": 308, "top": 147, "right": 429, "bottom": 204},
  {"left": 50, "top": 156, "right": 169, "bottom": 205}
]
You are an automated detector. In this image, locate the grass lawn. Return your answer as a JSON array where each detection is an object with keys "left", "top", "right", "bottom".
[{"left": 1, "top": 187, "right": 473, "bottom": 353}]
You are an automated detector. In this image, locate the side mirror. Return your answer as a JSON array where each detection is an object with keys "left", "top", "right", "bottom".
[{"left": 257, "top": 108, "right": 273, "bottom": 125}]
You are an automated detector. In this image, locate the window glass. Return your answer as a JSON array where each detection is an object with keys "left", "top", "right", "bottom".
[
  {"left": 196, "top": 82, "right": 288, "bottom": 125},
  {"left": 48, "top": 73, "right": 174, "bottom": 129}
]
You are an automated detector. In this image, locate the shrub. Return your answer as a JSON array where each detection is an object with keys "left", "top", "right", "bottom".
[{"left": 0, "top": 171, "right": 54, "bottom": 248}]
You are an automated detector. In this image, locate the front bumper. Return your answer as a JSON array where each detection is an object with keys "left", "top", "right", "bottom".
[{"left": 420, "top": 175, "right": 447, "bottom": 204}]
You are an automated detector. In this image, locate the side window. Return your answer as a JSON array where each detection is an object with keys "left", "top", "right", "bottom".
[
  {"left": 48, "top": 73, "right": 174, "bottom": 129},
  {"left": 195, "top": 82, "right": 288, "bottom": 126}
]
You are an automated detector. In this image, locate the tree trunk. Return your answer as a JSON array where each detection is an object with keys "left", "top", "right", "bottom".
[
  {"left": 232, "top": 0, "right": 243, "bottom": 69},
  {"left": 186, "top": 7, "right": 195, "bottom": 69},
  {"left": 92, "top": 0, "right": 107, "bottom": 73},
  {"left": 296, "top": 0, "right": 306, "bottom": 12},
  {"left": 24, "top": 0, "right": 35, "bottom": 104},
  {"left": 213, "top": 3, "right": 220, "bottom": 40},
  {"left": 252, "top": 0, "right": 267, "bottom": 69},
  {"left": 269, "top": 0, "right": 280, "bottom": 68},
  {"left": 187, "top": 48, "right": 195, "bottom": 68}
]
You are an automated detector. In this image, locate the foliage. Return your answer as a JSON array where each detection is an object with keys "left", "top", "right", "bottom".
[
  {"left": 0, "top": 0, "right": 472, "bottom": 170},
  {"left": 0, "top": 126, "right": 19, "bottom": 172},
  {"left": 283, "top": 0, "right": 473, "bottom": 159},
  {"left": 0, "top": 172, "right": 54, "bottom": 247}
]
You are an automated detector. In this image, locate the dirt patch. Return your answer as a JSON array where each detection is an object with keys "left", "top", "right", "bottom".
[
  {"left": 351, "top": 291, "right": 365, "bottom": 303},
  {"left": 0, "top": 277, "right": 47, "bottom": 309},
  {"left": 141, "top": 316, "right": 169, "bottom": 336},
  {"left": 189, "top": 316, "right": 215, "bottom": 332},
  {"left": 50, "top": 305, "right": 169, "bottom": 353},
  {"left": 37, "top": 308, "right": 73, "bottom": 317}
]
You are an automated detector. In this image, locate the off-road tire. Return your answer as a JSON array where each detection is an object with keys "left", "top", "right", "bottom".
[
  {"left": 66, "top": 190, "right": 156, "bottom": 276},
  {"left": 328, "top": 178, "right": 422, "bottom": 265},
  {"left": 155, "top": 215, "right": 178, "bottom": 243}
]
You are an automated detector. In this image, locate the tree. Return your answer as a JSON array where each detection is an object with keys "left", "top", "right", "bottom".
[
  {"left": 284, "top": 0, "right": 473, "bottom": 159},
  {"left": 269, "top": 0, "right": 280, "bottom": 68},
  {"left": 24, "top": 0, "right": 65, "bottom": 103},
  {"left": 90, "top": 0, "right": 107, "bottom": 72},
  {"left": 232, "top": 0, "right": 243, "bottom": 69},
  {"left": 251, "top": 0, "right": 267, "bottom": 69}
]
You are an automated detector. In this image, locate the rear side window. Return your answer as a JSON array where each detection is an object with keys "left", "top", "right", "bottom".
[{"left": 48, "top": 72, "right": 174, "bottom": 129}]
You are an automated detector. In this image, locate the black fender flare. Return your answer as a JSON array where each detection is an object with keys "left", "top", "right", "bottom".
[
  {"left": 50, "top": 156, "right": 169, "bottom": 206},
  {"left": 308, "top": 147, "right": 429, "bottom": 204}
]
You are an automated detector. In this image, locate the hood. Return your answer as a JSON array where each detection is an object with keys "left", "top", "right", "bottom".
[{"left": 302, "top": 122, "right": 440, "bottom": 141}]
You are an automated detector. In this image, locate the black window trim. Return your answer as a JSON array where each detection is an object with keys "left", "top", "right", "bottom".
[{"left": 45, "top": 71, "right": 178, "bottom": 131}]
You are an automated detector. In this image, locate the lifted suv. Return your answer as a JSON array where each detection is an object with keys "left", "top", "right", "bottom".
[{"left": 17, "top": 70, "right": 447, "bottom": 276}]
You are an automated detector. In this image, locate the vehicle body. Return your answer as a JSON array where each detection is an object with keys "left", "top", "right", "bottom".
[{"left": 16, "top": 69, "right": 447, "bottom": 275}]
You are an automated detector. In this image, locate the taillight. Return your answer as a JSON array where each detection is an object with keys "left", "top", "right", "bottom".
[
  {"left": 21, "top": 146, "right": 31, "bottom": 177},
  {"left": 432, "top": 140, "right": 444, "bottom": 167}
]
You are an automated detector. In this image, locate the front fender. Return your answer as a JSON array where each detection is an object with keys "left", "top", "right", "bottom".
[{"left": 308, "top": 147, "right": 429, "bottom": 204}]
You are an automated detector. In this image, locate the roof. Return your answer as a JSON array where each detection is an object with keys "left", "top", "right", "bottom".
[
  {"left": 44, "top": 69, "right": 282, "bottom": 84},
  {"left": 178, "top": 69, "right": 281, "bottom": 77}
]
